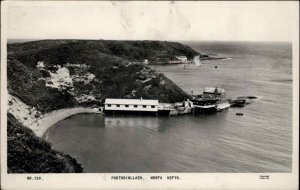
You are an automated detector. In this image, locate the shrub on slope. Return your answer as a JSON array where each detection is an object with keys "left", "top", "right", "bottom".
[
  {"left": 7, "top": 113, "right": 83, "bottom": 173},
  {"left": 7, "top": 58, "right": 77, "bottom": 113}
]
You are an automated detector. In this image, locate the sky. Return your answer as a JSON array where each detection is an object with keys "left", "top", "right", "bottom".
[{"left": 4, "top": 1, "right": 299, "bottom": 42}]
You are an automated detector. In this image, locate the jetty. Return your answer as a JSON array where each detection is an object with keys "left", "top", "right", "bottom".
[{"left": 103, "top": 87, "right": 251, "bottom": 116}]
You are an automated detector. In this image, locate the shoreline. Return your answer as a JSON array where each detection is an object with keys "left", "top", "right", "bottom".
[
  {"left": 147, "top": 57, "right": 228, "bottom": 66},
  {"left": 34, "top": 107, "right": 100, "bottom": 138}
]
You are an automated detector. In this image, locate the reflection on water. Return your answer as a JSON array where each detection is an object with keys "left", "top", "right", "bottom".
[{"left": 105, "top": 115, "right": 160, "bottom": 131}]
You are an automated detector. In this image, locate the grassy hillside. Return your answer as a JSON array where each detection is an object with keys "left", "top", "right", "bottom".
[
  {"left": 8, "top": 40, "right": 199, "bottom": 63},
  {"left": 7, "top": 113, "right": 83, "bottom": 173},
  {"left": 8, "top": 40, "right": 196, "bottom": 113}
]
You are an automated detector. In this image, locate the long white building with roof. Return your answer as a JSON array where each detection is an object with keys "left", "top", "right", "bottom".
[{"left": 104, "top": 98, "right": 159, "bottom": 113}]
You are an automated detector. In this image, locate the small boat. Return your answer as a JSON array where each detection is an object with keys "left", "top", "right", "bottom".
[
  {"left": 216, "top": 101, "right": 231, "bottom": 111},
  {"left": 236, "top": 113, "right": 243, "bottom": 116},
  {"left": 230, "top": 99, "right": 247, "bottom": 107}
]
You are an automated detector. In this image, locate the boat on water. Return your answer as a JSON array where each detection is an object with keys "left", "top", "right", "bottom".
[
  {"left": 192, "top": 87, "right": 230, "bottom": 113},
  {"left": 229, "top": 98, "right": 247, "bottom": 107},
  {"left": 192, "top": 99, "right": 218, "bottom": 113},
  {"left": 216, "top": 101, "right": 231, "bottom": 111}
]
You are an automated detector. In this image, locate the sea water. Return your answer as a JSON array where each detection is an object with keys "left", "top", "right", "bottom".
[{"left": 45, "top": 41, "right": 293, "bottom": 173}]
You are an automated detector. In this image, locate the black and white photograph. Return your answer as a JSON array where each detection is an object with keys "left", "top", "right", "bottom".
[{"left": 1, "top": 1, "right": 299, "bottom": 189}]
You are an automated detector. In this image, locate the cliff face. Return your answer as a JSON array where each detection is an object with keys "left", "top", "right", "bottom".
[{"left": 8, "top": 40, "right": 197, "bottom": 113}]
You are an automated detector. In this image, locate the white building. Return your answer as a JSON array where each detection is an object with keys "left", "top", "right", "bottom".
[
  {"left": 104, "top": 98, "right": 159, "bottom": 113},
  {"left": 175, "top": 56, "right": 188, "bottom": 62},
  {"left": 168, "top": 56, "right": 189, "bottom": 64}
]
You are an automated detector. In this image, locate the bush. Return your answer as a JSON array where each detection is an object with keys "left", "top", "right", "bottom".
[
  {"left": 7, "top": 113, "right": 83, "bottom": 173},
  {"left": 7, "top": 58, "right": 78, "bottom": 113}
]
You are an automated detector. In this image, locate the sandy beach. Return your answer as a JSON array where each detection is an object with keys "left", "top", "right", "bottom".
[
  {"left": 8, "top": 95, "right": 101, "bottom": 138},
  {"left": 34, "top": 107, "right": 100, "bottom": 137}
]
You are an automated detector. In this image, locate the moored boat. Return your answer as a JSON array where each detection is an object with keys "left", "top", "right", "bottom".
[
  {"left": 192, "top": 87, "right": 230, "bottom": 113},
  {"left": 216, "top": 101, "right": 231, "bottom": 111},
  {"left": 192, "top": 99, "right": 218, "bottom": 113},
  {"left": 229, "top": 98, "right": 247, "bottom": 107}
]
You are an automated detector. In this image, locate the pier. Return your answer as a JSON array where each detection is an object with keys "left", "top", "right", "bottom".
[{"left": 103, "top": 87, "right": 252, "bottom": 116}]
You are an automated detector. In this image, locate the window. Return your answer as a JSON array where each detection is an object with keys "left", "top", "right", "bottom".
[
  {"left": 134, "top": 105, "right": 138, "bottom": 108},
  {"left": 151, "top": 105, "right": 155, "bottom": 108},
  {"left": 125, "top": 105, "right": 129, "bottom": 108},
  {"left": 107, "top": 104, "right": 111, "bottom": 107},
  {"left": 143, "top": 105, "right": 147, "bottom": 108},
  {"left": 116, "top": 105, "right": 120, "bottom": 107}
]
